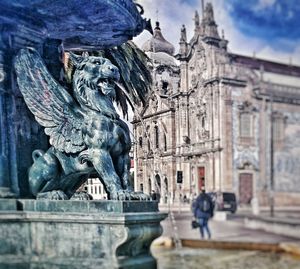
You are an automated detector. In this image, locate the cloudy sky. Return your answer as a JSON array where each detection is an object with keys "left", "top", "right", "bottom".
[{"left": 134, "top": 0, "right": 300, "bottom": 65}]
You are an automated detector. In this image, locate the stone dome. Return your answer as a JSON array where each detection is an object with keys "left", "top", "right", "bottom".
[
  {"left": 145, "top": 51, "right": 178, "bottom": 67},
  {"left": 142, "top": 22, "right": 175, "bottom": 55}
]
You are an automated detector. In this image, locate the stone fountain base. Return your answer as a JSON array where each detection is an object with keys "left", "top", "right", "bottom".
[{"left": 0, "top": 199, "right": 167, "bottom": 269}]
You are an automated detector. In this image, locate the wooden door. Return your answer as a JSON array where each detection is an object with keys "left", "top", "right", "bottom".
[
  {"left": 239, "top": 173, "right": 253, "bottom": 204},
  {"left": 198, "top": 167, "right": 205, "bottom": 192}
]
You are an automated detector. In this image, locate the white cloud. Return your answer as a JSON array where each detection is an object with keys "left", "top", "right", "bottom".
[
  {"left": 210, "top": 0, "right": 300, "bottom": 65},
  {"left": 254, "top": 0, "right": 276, "bottom": 11},
  {"left": 257, "top": 43, "right": 300, "bottom": 65},
  {"left": 287, "top": 10, "right": 294, "bottom": 19}
]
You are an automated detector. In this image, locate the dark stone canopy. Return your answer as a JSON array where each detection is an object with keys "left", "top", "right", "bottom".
[{"left": 0, "top": 0, "right": 149, "bottom": 49}]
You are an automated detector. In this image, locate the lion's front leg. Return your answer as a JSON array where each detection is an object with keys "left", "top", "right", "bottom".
[
  {"left": 116, "top": 153, "right": 150, "bottom": 201},
  {"left": 90, "top": 148, "right": 123, "bottom": 200},
  {"left": 116, "top": 153, "right": 133, "bottom": 191}
]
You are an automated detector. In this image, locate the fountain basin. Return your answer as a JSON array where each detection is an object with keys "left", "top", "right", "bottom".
[{"left": 0, "top": 200, "right": 167, "bottom": 269}]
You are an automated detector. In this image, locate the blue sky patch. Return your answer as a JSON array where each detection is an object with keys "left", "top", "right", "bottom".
[
  {"left": 180, "top": 0, "right": 199, "bottom": 6},
  {"left": 227, "top": 0, "right": 300, "bottom": 51}
]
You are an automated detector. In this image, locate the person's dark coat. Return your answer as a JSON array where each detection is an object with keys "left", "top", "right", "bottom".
[{"left": 193, "top": 193, "right": 214, "bottom": 219}]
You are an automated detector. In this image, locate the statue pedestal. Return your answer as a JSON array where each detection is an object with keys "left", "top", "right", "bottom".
[{"left": 0, "top": 200, "right": 167, "bottom": 269}]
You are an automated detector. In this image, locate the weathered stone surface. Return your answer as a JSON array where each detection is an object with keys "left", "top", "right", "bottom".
[
  {"left": 1, "top": 0, "right": 148, "bottom": 50},
  {"left": 0, "top": 198, "right": 17, "bottom": 210},
  {"left": 0, "top": 200, "right": 166, "bottom": 269},
  {"left": 17, "top": 200, "right": 158, "bottom": 213}
]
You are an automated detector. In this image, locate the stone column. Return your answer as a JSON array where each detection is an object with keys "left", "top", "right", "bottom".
[
  {"left": 0, "top": 23, "right": 46, "bottom": 198},
  {"left": 0, "top": 25, "right": 15, "bottom": 198}
]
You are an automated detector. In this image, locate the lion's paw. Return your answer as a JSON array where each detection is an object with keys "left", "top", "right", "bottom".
[
  {"left": 109, "top": 190, "right": 151, "bottom": 201},
  {"left": 70, "top": 191, "right": 93, "bottom": 200},
  {"left": 129, "top": 191, "right": 150, "bottom": 201},
  {"left": 37, "top": 190, "right": 68, "bottom": 200},
  {"left": 117, "top": 190, "right": 131, "bottom": 200}
]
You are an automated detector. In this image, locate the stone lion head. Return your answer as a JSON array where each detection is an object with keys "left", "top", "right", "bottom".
[{"left": 70, "top": 53, "right": 120, "bottom": 104}]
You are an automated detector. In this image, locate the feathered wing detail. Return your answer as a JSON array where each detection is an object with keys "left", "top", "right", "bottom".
[
  {"left": 104, "top": 41, "right": 152, "bottom": 116},
  {"left": 14, "top": 48, "right": 86, "bottom": 154}
]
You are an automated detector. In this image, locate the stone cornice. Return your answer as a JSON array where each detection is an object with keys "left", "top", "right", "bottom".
[
  {"left": 253, "top": 85, "right": 300, "bottom": 105},
  {"left": 131, "top": 108, "right": 175, "bottom": 123},
  {"left": 176, "top": 146, "right": 223, "bottom": 157},
  {"left": 229, "top": 53, "right": 300, "bottom": 77},
  {"left": 203, "top": 77, "right": 247, "bottom": 87}
]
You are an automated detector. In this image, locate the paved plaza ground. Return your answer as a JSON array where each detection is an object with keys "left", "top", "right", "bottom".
[
  {"left": 153, "top": 205, "right": 300, "bottom": 269},
  {"left": 158, "top": 204, "right": 300, "bottom": 244}
]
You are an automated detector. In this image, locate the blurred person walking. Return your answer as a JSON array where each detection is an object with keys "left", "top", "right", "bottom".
[{"left": 192, "top": 187, "right": 214, "bottom": 239}]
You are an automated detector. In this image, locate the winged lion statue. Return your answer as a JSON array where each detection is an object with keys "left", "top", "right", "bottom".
[{"left": 14, "top": 43, "right": 151, "bottom": 200}]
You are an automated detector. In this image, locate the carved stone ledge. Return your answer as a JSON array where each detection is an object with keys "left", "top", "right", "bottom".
[
  {"left": 0, "top": 187, "right": 16, "bottom": 199},
  {"left": 0, "top": 200, "right": 167, "bottom": 269}
]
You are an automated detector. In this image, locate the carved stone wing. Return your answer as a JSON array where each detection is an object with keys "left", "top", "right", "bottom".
[
  {"left": 14, "top": 48, "right": 86, "bottom": 154},
  {"left": 104, "top": 41, "right": 152, "bottom": 116}
]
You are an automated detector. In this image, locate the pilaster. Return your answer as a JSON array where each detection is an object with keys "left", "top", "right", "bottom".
[{"left": 0, "top": 25, "right": 16, "bottom": 198}]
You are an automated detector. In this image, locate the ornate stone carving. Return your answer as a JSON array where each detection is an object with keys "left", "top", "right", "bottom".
[
  {"left": 15, "top": 48, "right": 150, "bottom": 200},
  {"left": 180, "top": 24, "right": 187, "bottom": 42}
]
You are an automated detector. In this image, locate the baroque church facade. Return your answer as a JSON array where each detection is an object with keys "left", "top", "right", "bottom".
[{"left": 132, "top": 3, "right": 300, "bottom": 206}]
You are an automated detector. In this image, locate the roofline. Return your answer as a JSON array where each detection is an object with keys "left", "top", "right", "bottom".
[{"left": 229, "top": 53, "right": 300, "bottom": 77}]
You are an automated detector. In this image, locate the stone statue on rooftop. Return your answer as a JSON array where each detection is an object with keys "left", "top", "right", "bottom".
[
  {"left": 180, "top": 24, "right": 187, "bottom": 42},
  {"left": 14, "top": 42, "right": 151, "bottom": 200}
]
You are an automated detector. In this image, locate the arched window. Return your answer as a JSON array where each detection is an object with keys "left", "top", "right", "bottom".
[
  {"left": 201, "top": 117, "right": 205, "bottom": 128},
  {"left": 147, "top": 138, "right": 151, "bottom": 153},
  {"left": 164, "top": 177, "right": 168, "bottom": 193},
  {"left": 139, "top": 137, "right": 143, "bottom": 147},
  {"left": 164, "top": 133, "right": 167, "bottom": 151},
  {"left": 162, "top": 81, "right": 168, "bottom": 94},
  {"left": 155, "top": 174, "right": 161, "bottom": 194},
  {"left": 154, "top": 125, "right": 159, "bottom": 148}
]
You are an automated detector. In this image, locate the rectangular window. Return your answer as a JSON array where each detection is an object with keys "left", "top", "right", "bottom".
[{"left": 240, "top": 113, "right": 252, "bottom": 138}]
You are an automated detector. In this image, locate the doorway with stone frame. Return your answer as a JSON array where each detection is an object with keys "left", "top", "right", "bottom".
[
  {"left": 239, "top": 173, "right": 253, "bottom": 205},
  {"left": 197, "top": 166, "right": 206, "bottom": 193}
]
